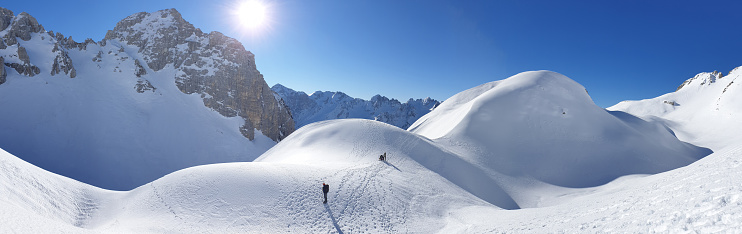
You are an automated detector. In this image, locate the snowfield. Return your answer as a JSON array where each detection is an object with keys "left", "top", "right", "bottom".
[{"left": 2, "top": 69, "right": 742, "bottom": 232}]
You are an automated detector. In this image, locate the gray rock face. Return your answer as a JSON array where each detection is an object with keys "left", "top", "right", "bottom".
[
  {"left": 135, "top": 79, "right": 156, "bottom": 93},
  {"left": 17, "top": 46, "right": 30, "bottom": 63},
  {"left": 0, "top": 7, "right": 14, "bottom": 32},
  {"left": 134, "top": 59, "right": 147, "bottom": 77},
  {"left": 4, "top": 46, "right": 40, "bottom": 77},
  {"left": 676, "top": 71, "right": 723, "bottom": 91},
  {"left": 272, "top": 84, "right": 440, "bottom": 129},
  {"left": 105, "top": 9, "right": 294, "bottom": 141},
  {"left": 0, "top": 57, "right": 6, "bottom": 85},
  {"left": 5, "top": 12, "right": 43, "bottom": 42},
  {"left": 50, "top": 44, "right": 76, "bottom": 78}
]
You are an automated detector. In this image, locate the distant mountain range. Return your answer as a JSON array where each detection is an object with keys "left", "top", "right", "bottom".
[{"left": 272, "top": 84, "right": 440, "bottom": 129}]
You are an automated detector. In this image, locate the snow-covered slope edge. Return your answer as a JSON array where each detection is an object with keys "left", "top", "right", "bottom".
[
  {"left": 443, "top": 144, "right": 742, "bottom": 232},
  {"left": 0, "top": 118, "right": 504, "bottom": 232},
  {"left": 272, "top": 84, "right": 439, "bottom": 129},
  {"left": 409, "top": 71, "right": 710, "bottom": 189},
  {"left": 0, "top": 148, "right": 114, "bottom": 233},
  {"left": 609, "top": 67, "right": 742, "bottom": 150}
]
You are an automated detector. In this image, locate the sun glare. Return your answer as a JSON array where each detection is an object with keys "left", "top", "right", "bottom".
[{"left": 235, "top": 0, "right": 269, "bottom": 30}]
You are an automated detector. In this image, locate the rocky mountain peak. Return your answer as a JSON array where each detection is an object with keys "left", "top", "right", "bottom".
[
  {"left": 0, "top": 7, "right": 13, "bottom": 32},
  {"left": 104, "top": 8, "right": 200, "bottom": 71},
  {"left": 676, "top": 70, "right": 724, "bottom": 91},
  {"left": 0, "top": 7, "right": 293, "bottom": 142},
  {"left": 104, "top": 8, "right": 294, "bottom": 141}
]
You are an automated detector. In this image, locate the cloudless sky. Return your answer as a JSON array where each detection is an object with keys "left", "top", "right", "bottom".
[{"left": 3, "top": 0, "right": 741, "bottom": 107}]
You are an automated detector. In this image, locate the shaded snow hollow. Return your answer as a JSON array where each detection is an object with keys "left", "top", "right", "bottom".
[{"left": 2, "top": 70, "right": 737, "bottom": 233}]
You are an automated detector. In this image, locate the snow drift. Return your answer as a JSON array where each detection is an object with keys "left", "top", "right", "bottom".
[{"left": 409, "top": 71, "right": 710, "bottom": 187}]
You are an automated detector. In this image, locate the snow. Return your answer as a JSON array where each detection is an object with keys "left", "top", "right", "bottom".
[
  {"left": 409, "top": 71, "right": 709, "bottom": 190},
  {"left": 2, "top": 30, "right": 741, "bottom": 232},
  {"left": 609, "top": 67, "right": 742, "bottom": 151}
]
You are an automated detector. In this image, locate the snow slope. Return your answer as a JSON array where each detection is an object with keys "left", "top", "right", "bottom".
[
  {"left": 443, "top": 144, "right": 742, "bottom": 233},
  {"left": 0, "top": 120, "right": 499, "bottom": 233},
  {"left": 3, "top": 118, "right": 740, "bottom": 233},
  {"left": 609, "top": 67, "right": 742, "bottom": 150},
  {"left": 409, "top": 71, "right": 710, "bottom": 188},
  {"left": 0, "top": 29, "right": 275, "bottom": 190}
]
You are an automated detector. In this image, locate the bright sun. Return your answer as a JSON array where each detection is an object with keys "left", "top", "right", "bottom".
[{"left": 235, "top": 0, "right": 269, "bottom": 30}]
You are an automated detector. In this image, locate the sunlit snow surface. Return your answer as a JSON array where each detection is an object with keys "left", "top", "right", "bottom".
[{"left": 2, "top": 70, "right": 741, "bottom": 232}]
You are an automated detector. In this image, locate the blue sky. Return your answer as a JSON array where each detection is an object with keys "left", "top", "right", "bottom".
[{"left": 3, "top": 0, "right": 741, "bottom": 107}]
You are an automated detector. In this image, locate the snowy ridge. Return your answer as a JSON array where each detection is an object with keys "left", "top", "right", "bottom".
[
  {"left": 610, "top": 66, "right": 742, "bottom": 150},
  {"left": 272, "top": 83, "right": 439, "bottom": 129}
]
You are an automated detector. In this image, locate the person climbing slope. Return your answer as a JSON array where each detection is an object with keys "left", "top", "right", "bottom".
[{"left": 322, "top": 183, "right": 330, "bottom": 204}]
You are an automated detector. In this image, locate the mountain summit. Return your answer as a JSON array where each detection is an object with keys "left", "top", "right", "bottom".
[
  {"left": 103, "top": 8, "right": 294, "bottom": 141},
  {"left": 0, "top": 8, "right": 292, "bottom": 189}
]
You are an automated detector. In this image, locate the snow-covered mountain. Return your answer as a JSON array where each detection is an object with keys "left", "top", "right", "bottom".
[
  {"left": 610, "top": 67, "right": 742, "bottom": 150},
  {"left": 272, "top": 83, "right": 439, "bottom": 129},
  {"left": 5, "top": 69, "right": 739, "bottom": 232},
  {"left": 0, "top": 8, "right": 293, "bottom": 190}
]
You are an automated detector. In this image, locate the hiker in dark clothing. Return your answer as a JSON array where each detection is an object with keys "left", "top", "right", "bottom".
[{"left": 322, "top": 183, "right": 329, "bottom": 203}]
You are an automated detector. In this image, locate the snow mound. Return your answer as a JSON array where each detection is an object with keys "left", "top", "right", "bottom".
[
  {"left": 410, "top": 71, "right": 710, "bottom": 187},
  {"left": 258, "top": 119, "right": 520, "bottom": 209}
]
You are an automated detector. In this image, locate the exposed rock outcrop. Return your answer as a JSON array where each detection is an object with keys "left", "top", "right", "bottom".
[
  {"left": 676, "top": 71, "right": 723, "bottom": 91},
  {"left": 0, "top": 7, "right": 13, "bottom": 31},
  {"left": 134, "top": 59, "right": 147, "bottom": 77},
  {"left": 135, "top": 79, "right": 156, "bottom": 93},
  {"left": 0, "top": 57, "right": 6, "bottom": 85},
  {"left": 4, "top": 46, "right": 40, "bottom": 77},
  {"left": 51, "top": 44, "right": 76, "bottom": 78},
  {"left": 104, "top": 9, "right": 294, "bottom": 141},
  {"left": 4, "top": 12, "right": 43, "bottom": 42}
]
